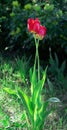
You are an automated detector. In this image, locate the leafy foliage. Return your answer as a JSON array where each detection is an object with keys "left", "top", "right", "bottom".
[
  {"left": 0, "top": 0, "right": 67, "bottom": 56},
  {"left": 16, "top": 56, "right": 31, "bottom": 83},
  {"left": 49, "top": 53, "right": 66, "bottom": 75},
  {"left": 0, "top": 54, "right": 66, "bottom": 130},
  {"left": 4, "top": 67, "right": 60, "bottom": 130},
  {"left": 49, "top": 52, "right": 67, "bottom": 90}
]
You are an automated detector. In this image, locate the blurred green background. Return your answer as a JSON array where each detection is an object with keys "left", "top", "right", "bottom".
[{"left": 0, "top": 0, "right": 67, "bottom": 61}]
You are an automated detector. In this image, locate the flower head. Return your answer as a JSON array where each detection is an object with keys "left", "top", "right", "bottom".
[
  {"left": 36, "top": 25, "right": 47, "bottom": 40},
  {"left": 28, "top": 18, "right": 40, "bottom": 33},
  {"left": 27, "top": 18, "right": 46, "bottom": 40}
]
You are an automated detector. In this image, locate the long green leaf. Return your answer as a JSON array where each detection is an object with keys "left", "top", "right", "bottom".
[
  {"left": 32, "top": 67, "right": 47, "bottom": 105},
  {"left": 32, "top": 80, "right": 42, "bottom": 105},
  {"left": 30, "top": 67, "right": 37, "bottom": 95},
  {"left": 42, "top": 67, "right": 47, "bottom": 88},
  {"left": 34, "top": 103, "right": 49, "bottom": 129},
  {"left": 17, "top": 88, "right": 33, "bottom": 123},
  {"left": 4, "top": 87, "right": 16, "bottom": 95}
]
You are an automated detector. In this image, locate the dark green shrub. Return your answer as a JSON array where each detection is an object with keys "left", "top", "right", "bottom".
[
  {"left": 0, "top": 0, "right": 67, "bottom": 57},
  {"left": 48, "top": 52, "right": 67, "bottom": 90}
]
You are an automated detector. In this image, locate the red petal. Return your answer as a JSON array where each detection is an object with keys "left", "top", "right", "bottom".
[
  {"left": 27, "top": 18, "right": 34, "bottom": 32},
  {"left": 33, "top": 20, "right": 40, "bottom": 33},
  {"left": 38, "top": 25, "right": 47, "bottom": 37}
]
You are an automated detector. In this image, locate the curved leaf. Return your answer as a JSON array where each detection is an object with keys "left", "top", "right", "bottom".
[
  {"left": 17, "top": 88, "right": 33, "bottom": 122},
  {"left": 48, "top": 97, "right": 60, "bottom": 103},
  {"left": 4, "top": 87, "right": 16, "bottom": 95}
]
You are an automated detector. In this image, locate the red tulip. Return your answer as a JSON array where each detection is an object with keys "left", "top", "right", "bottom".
[
  {"left": 27, "top": 18, "right": 46, "bottom": 40},
  {"left": 28, "top": 18, "right": 40, "bottom": 33},
  {"left": 37, "top": 25, "right": 47, "bottom": 39}
]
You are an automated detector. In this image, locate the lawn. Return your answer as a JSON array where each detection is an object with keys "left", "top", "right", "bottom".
[{"left": 0, "top": 54, "right": 67, "bottom": 130}]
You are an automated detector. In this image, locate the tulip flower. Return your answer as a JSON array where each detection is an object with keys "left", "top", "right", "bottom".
[
  {"left": 28, "top": 18, "right": 40, "bottom": 34},
  {"left": 36, "top": 25, "right": 47, "bottom": 40},
  {"left": 27, "top": 18, "right": 46, "bottom": 40},
  {"left": 28, "top": 18, "right": 47, "bottom": 80}
]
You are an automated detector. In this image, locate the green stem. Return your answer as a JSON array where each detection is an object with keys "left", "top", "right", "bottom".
[
  {"left": 36, "top": 41, "right": 40, "bottom": 81},
  {"left": 34, "top": 37, "right": 40, "bottom": 81},
  {"left": 37, "top": 40, "right": 40, "bottom": 81},
  {"left": 34, "top": 37, "right": 37, "bottom": 71}
]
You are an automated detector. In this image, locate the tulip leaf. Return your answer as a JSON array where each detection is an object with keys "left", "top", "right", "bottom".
[
  {"left": 4, "top": 87, "right": 16, "bottom": 95},
  {"left": 30, "top": 67, "right": 37, "bottom": 95},
  {"left": 17, "top": 88, "right": 33, "bottom": 122},
  {"left": 48, "top": 97, "right": 60, "bottom": 103},
  {"left": 32, "top": 67, "right": 47, "bottom": 105},
  {"left": 42, "top": 66, "right": 48, "bottom": 88}
]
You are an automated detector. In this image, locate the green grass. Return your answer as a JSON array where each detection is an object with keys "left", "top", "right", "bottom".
[{"left": 0, "top": 54, "right": 67, "bottom": 130}]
